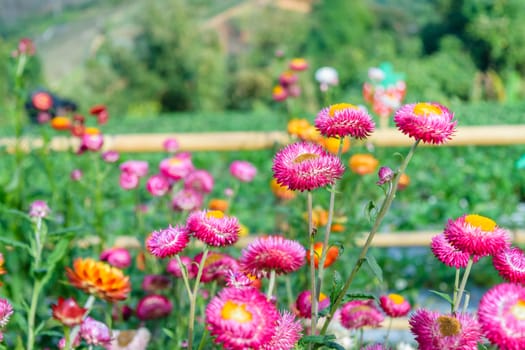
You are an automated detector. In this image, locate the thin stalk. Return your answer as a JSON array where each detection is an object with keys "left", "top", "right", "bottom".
[
  {"left": 307, "top": 191, "right": 317, "bottom": 342},
  {"left": 453, "top": 257, "right": 474, "bottom": 313},
  {"left": 451, "top": 268, "right": 460, "bottom": 313},
  {"left": 384, "top": 317, "right": 393, "bottom": 345},
  {"left": 187, "top": 248, "right": 209, "bottom": 350},
  {"left": 266, "top": 270, "right": 277, "bottom": 299},
  {"left": 197, "top": 328, "right": 209, "bottom": 350},
  {"left": 63, "top": 326, "right": 71, "bottom": 350},
  {"left": 68, "top": 295, "right": 96, "bottom": 350},
  {"left": 26, "top": 279, "right": 43, "bottom": 350},
  {"left": 320, "top": 140, "right": 421, "bottom": 335}
]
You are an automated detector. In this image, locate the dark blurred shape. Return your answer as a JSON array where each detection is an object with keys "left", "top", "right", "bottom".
[{"left": 25, "top": 89, "right": 78, "bottom": 124}]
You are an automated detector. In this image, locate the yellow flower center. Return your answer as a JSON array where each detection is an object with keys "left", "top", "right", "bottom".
[
  {"left": 413, "top": 103, "right": 442, "bottom": 117},
  {"left": 84, "top": 127, "right": 100, "bottom": 135},
  {"left": 221, "top": 301, "right": 253, "bottom": 323},
  {"left": 273, "top": 86, "right": 285, "bottom": 94},
  {"left": 465, "top": 214, "right": 497, "bottom": 232},
  {"left": 329, "top": 103, "right": 357, "bottom": 117},
  {"left": 388, "top": 293, "right": 405, "bottom": 304},
  {"left": 437, "top": 315, "right": 461, "bottom": 336},
  {"left": 319, "top": 292, "right": 328, "bottom": 302},
  {"left": 168, "top": 158, "right": 182, "bottom": 166},
  {"left": 294, "top": 153, "right": 319, "bottom": 163},
  {"left": 206, "top": 210, "right": 225, "bottom": 219},
  {"left": 512, "top": 299, "right": 525, "bottom": 320}
]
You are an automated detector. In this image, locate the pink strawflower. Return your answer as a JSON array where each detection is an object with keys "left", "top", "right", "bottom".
[
  {"left": 172, "top": 188, "right": 204, "bottom": 211},
  {"left": 272, "top": 141, "right": 345, "bottom": 191},
  {"left": 444, "top": 214, "right": 511, "bottom": 256},
  {"left": 393, "top": 102, "right": 457, "bottom": 144},
  {"left": 430, "top": 233, "right": 478, "bottom": 269},
  {"left": 110, "top": 327, "right": 151, "bottom": 350},
  {"left": 379, "top": 294, "right": 411, "bottom": 318},
  {"left": 261, "top": 311, "right": 302, "bottom": 350},
  {"left": 409, "top": 309, "right": 481, "bottom": 350},
  {"left": 295, "top": 290, "right": 330, "bottom": 319},
  {"left": 272, "top": 85, "right": 288, "bottom": 102},
  {"left": 80, "top": 317, "right": 112, "bottom": 346},
  {"left": 184, "top": 169, "right": 214, "bottom": 193},
  {"left": 0, "top": 298, "right": 13, "bottom": 328},
  {"left": 80, "top": 132, "right": 104, "bottom": 152},
  {"left": 120, "top": 160, "right": 149, "bottom": 178},
  {"left": 186, "top": 210, "right": 240, "bottom": 247},
  {"left": 119, "top": 171, "right": 139, "bottom": 190},
  {"left": 100, "top": 247, "right": 132, "bottom": 269},
  {"left": 363, "top": 344, "right": 389, "bottom": 350},
  {"left": 136, "top": 294, "right": 173, "bottom": 320},
  {"left": 376, "top": 166, "right": 394, "bottom": 185},
  {"left": 101, "top": 150, "right": 119, "bottom": 163},
  {"left": 141, "top": 274, "right": 172, "bottom": 292},
  {"left": 226, "top": 271, "right": 255, "bottom": 289},
  {"left": 239, "top": 235, "right": 305, "bottom": 278},
  {"left": 70, "top": 169, "right": 83, "bottom": 181},
  {"left": 478, "top": 283, "right": 525, "bottom": 349},
  {"left": 193, "top": 251, "right": 239, "bottom": 283},
  {"left": 16, "top": 37, "right": 36, "bottom": 56},
  {"left": 167, "top": 256, "right": 195, "bottom": 279},
  {"left": 340, "top": 300, "right": 384, "bottom": 330},
  {"left": 493, "top": 247, "right": 525, "bottom": 283},
  {"left": 206, "top": 287, "right": 279, "bottom": 349},
  {"left": 159, "top": 153, "right": 194, "bottom": 181},
  {"left": 230, "top": 160, "right": 257, "bottom": 182},
  {"left": 287, "top": 84, "right": 301, "bottom": 98},
  {"left": 29, "top": 200, "right": 50, "bottom": 218},
  {"left": 279, "top": 71, "right": 298, "bottom": 87},
  {"left": 146, "top": 174, "right": 171, "bottom": 197},
  {"left": 315, "top": 103, "right": 375, "bottom": 139},
  {"left": 146, "top": 225, "right": 190, "bottom": 258},
  {"left": 163, "top": 138, "right": 179, "bottom": 153}
]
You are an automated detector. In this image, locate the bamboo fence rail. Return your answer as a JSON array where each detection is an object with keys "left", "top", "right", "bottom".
[{"left": 2, "top": 124, "right": 525, "bottom": 153}]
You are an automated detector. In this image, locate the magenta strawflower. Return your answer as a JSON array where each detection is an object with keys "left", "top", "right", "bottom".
[
  {"left": 430, "top": 233, "right": 478, "bottom": 269},
  {"left": 119, "top": 171, "right": 139, "bottom": 190},
  {"left": 163, "top": 137, "right": 179, "bottom": 153},
  {"left": 101, "top": 150, "right": 119, "bottom": 163},
  {"left": 226, "top": 271, "right": 255, "bottom": 289},
  {"left": 79, "top": 132, "right": 104, "bottom": 152},
  {"left": 136, "top": 294, "right": 173, "bottom": 320},
  {"left": 100, "top": 247, "right": 131, "bottom": 269},
  {"left": 230, "top": 160, "right": 257, "bottom": 182},
  {"left": 394, "top": 102, "right": 456, "bottom": 144},
  {"left": 444, "top": 214, "right": 511, "bottom": 256},
  {"left": 146, "top": 224, "right": 190, "bottom": 258},
  {"left": 146, "top": 174, "right": 170, "bottom": 197},
  {"left": 376, "top": 166, "right": 394, "bottom": 185},
  {"left": 239, "top": 235, "right": 305, "bottom": 278},
  {"left": 172, "top": 188, "right": 204, "bottom": 211},
  {"left": 159, "top": 153, "right": 194, "bottom": 181},
  {"left": 193, "top": 251, "right": 239, "bottom": 283},
  {"left": 184, "top": 169, "right": 214, "bottom": 193},
  {"left": 379, "top": 294, "right": 411, "bottom": 318},
  {"left": 478, "top": 283, "right": 525, "bottom": 349},
  {"left": 272, "top": 141, "right": 344, "bottom": 191},
  {"left": 295, "top": 290, "right": 330, "bottom": 319},
  {"left": 260, "top": 311, "right": 302, "bottom": 350},
  {"left": 340, "top": 300, "right": 384, "bottom": 330},
  {"left": 120, "top": 160, "right": 149, "bottom": 178},
  {"left": 206, "top": 287, "right": 279, "bottom": 349},
  {"left": 70, "top": 169, "right": 83, "bottom": 181},
  {"left": 186, "top": 210, "right": 240, "bottom": 247},
  {"left": 0, "top": 298, "right": 13, "bottom": 328},
  {"left": 493, "top": 247, "right": 525, "bottom": 283},
  {"left": 141, "top": 274, "right": 172, "bottom": 292},
  {"left": 80, "top": 317, "right": 112, "bottom": 346},
  {"left": 315, "top": 103, "right": 375, "bottom": 139},
  {"left": 167, "top": 256, "right": 195, "bottom": 279},
  {"left": 409, "top": 309, "right": 481, "bottom": 350}
]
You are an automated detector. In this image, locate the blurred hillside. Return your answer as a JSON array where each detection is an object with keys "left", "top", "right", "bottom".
[{"left": 2, "top": 0, "right": 525, "bottom": 116}]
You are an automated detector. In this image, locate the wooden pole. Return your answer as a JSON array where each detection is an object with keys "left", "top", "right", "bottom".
[{"left": 1, "top": 125, "right": 525, "bottom": 153}]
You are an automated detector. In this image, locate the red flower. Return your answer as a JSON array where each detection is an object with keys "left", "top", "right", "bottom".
[
  {"left": 90, "top": 105, "right": 109, "bottom": 125},
  {"left": 51, "top": 297, "right": 87, "bottom": 327},
  {"left": 32, "top": 92, "right": 53, "bottom": 111}
]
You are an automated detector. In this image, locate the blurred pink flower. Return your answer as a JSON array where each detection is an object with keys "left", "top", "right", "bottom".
[
  {"left": 230, "top": 160, "right": 257, "bottom": 182},
  {"left": 29, "top": 200, "right": 50, "bottom": 218},
  {"left": 70, "top": 169, "right": 83, "bottom": 181},
  {"left": 100, "top": 247, "right": 132, "bottom": 269},
  {"left": 340, "top": 300, "right": 384, "bottom": 330},
  {"left": 141, "top": 274, "right": 172, "bottom": 292},
  {"left": 379, "top": 294, "right": 411, "bottom": 318},
  {"left": 193, "top": 251, "right": 239, "bottom": 284},
  {"left": 146, "top": 174, "right": 170, "bottom": 197},
  {"left": 295, "top": 290, "right": 330, "bottom": 319},
  {"left": 172, "top": 188, "right": 203, "bottom": 212},
  {"left": 136, "top": 294, "right": 173, "bottom": 320},
  {"left": 119, "top": 171, "right": 139, "bottom": 190},
  {"left": 167, "top": 256, "right": 195, "bottom": 279},
  {"left": 101, "top": 150, "right": 119, "bottom": 163},
  {"left": 120, "top": 160, "right": 149, "bottom": 178},
  {"left": 80, "top": 317, "right": 112, "bottom": 346},
  {"left": 184, "top": 170, "right": 214, "bottom": 193},
  {"left": 159, "top": 153, "right": 194, "bottom": 181},
  {"left": 163, "top": 138, "right": 179, "bottom": 153}
]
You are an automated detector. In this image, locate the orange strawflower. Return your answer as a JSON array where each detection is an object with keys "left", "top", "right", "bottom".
[
  {"left": 397, "top": 173, "right": 410, "bottom": 190},
  {"left": 319, "top": 136, "right": 351, "bottom": 154},
  {"left": 270, "top": 178, "right": 296, "bottom": 201},
  {"left": 303, "top": 207, "right": 329, "bottom": 228},
  {"left": 66, "top": 258, "right": 131, "bottom": 302},
  {"left": 287, "top": 118, "right": 311, "bottom": 138},
  {"left": 208, "top": 199, "right": 229, "bottom": 213},
  {"left": 0, "top": 253, "right": 5, "bottom": 286},
  {"left": 349, "top": 153, "right": 379, "bottom": 175},
  {"left": 50, "top": 116, "right": 71, "bottom": 131},
  {"left": 306, "top": 242, "right": 339, "bottom": 268},
  {"left": 330, "top": 223, "right": 345, "bottom": 233}
]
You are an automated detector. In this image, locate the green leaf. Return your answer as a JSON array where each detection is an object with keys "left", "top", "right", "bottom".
[
  {"left": 364, "top": 255, "right": 383, "bottom": 283},
  {"left": 429, "top": 290, "right": 453, "bottom": 305},
  {"left": 162, "top": 327, "right": 175, "bottom": 339},
  {"left": 4, "top": 166, "right": 21, "bottom": 193},
  {"left": 341, "top": 292, "right": 376, "bottom": 304},
  {"left": 0, "top": 236, "right": 31, "bottom": 253},
  {"left": 48, "top": 225, "right": 85, "bottom": 238},
  {"left": 299, "top": 334, "right": 344, "bottom": 350},
  {"left": 365, "top": 200, "right": 376, "bottom": 223},
  {"left": 329, "top": 271, "right": 344, "bottom": 304},
  {"left": 41, "top": 239, "right": 71, "bottom": 285}
]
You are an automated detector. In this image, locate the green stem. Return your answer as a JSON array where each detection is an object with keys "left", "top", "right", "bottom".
[
  {"left": 384, "top": 317, "right": 393, "bottom": 346},
  {"left": 63, "top": 326, "right": 71, "bottom": 350},
  {"left": 26, "top": 279, "right": 43, "bottom": 350},
  {"left": 197, "top": 328, "right": 209, "bottom": 350},
  {"left": 187, "top": 248, "right": 209, "bottom": 350},
  {"left": 451, "top": 268, "right": 460, "bottom": 313},
  {"left": 320, "top": 139, "right": 420, "bottom": 335},
  {"left": 266, "top": 270, "right": 277, "bottom": 299},
  {"left": 307, "top": 191, "right": 317, "bottom": 342},
  {"left": 453, "top": 257, "right": 473, "bottom": 313}
]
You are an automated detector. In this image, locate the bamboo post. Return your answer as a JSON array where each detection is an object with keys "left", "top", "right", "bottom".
[{"left": 1, "top": 125, "right": 525, "bottom": 153}]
